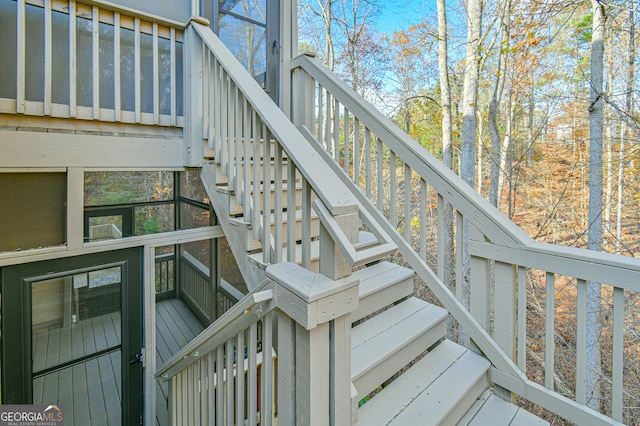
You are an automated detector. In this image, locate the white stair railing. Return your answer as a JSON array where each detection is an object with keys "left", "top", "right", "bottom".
[
  {"left": 185, "top": 20, "right": 395, "bottom": 280},
  {"left": 291, "top": 53, "right": 635, "bottom": 425},
  {"left": 156, "top": 262, "right": 361, "bottom": 426}
]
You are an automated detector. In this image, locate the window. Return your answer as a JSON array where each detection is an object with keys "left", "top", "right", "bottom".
[{"left": 0, "top": 173, "right": 66, "bottom": 253}]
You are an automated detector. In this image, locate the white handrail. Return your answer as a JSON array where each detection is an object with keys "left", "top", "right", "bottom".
[{"left": 155, "top": 279, "right": 275, "bottom": 380}]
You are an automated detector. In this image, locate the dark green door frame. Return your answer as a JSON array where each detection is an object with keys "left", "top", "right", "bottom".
[{"left": 1, "top": 248, "right": 144, "bottom": 424}]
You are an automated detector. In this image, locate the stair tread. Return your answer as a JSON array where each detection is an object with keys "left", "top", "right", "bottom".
[
  {"left": 248, "top": 231, "right": 380, "bottom": 267},
  {"left": 353, "top": 261, "right": 414, "bottom": 299},
  {"left": 457, "top": 390, "right": 550, "bottom": 425},
  {"left": 351, "top": 298, "right": 447, "bottom": 380},
  {"left": 356, "top": 340, "right": 490, "bottom": 426}
]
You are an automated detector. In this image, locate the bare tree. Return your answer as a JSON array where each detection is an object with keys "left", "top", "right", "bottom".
[
  {"left": 587, "top": 0, "right": 606, "bottom": 411},
  {"left": 459, "top": 0, "right": 483, "bottom": 346}
]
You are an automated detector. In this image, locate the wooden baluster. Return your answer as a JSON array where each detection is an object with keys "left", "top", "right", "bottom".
[
  {"left": 365, "top": 128, "right": 371, "bottom": 198},
  {"left": 220, "top": 71, "right": 228, "bottom": 174},
  {"left": 261, "top": 313, "right": 274, "bottom": 426},
  {"left": 92, "top": 7, "right": 99, "bottom": 119},
  {"left": 207, "top": 352, "right": 216, "bottom": 423},
  {"left": 235, "top": 87, "right": 242, "bottom": 200},
  {"left": 287, "top": 163, "right": 296, "bottom": 263},
  {"left": 404, "top": 164, "right": 411, "bottom": 242},
  {"left": 494, "top": 262, "right": 517, "bottom": 359},
  {"left": 517, "top": 266, "right": 527, "bottom": 371},
  {"left": 262, "top": 125, "right": 271, "bottom": 264},
  {"left": 226, "top": 339, "right": 235, "bottom": 426},
  {"left": 252, "top": 113, "right": 261, "bottom": 241},
  {"left": 376, "top": 138, "right": 383, "bottom": 211},
  {"left": 301, "top": 177, "right": 312, "bottom": 269},
  {"left": 353, "top": 118, "right": 360, "bottom": 186},
  {"left": 274, "top": 143, "right": 284, "bottom": 263},
  {"left": 114, "top": 12, "right": 121, "bottom": 121},
  {"left": 455, "top": 211, "right": 464, "bottom": 301},
  {"left": 324, "top": 92, "right": 331, "bottom": 152},
  {"left": 317, "top": 84, "right": 324, "bottom": 142},
  {"left": 134, "top": 17, "right": 141, "bottom": 123},
  {"left": 44, "top": 0, "right": 52, "bottom": 115},
  {"left": 612, "top": 286, "right": 624, "bottom": 421},
  {"left": 333, "top": 98, "right": 339, "bottom": 162},
  {"left": 390, "top": 150, "right": 397, "bottom": 228},
  {"left": 216, "top": 346, "right": 224, "bottom": 425},
  {"left": 243, "top": 100, "right": 251, "bottom": 223},
  {"left": 248, "top": 322, "right": 258, "bottom": 426},
  {"left": 152, "top": 22, "right": 159, "bottom": 124},
  {"left": 236, "top": 330, "right": 245, "bottom": 425},
  {"left": 576, "top": 278, "right": 587, "bottom": 402},
  {"left": 546, "top": 272, "right": 556, "bottom": 391},
  {"left": 344, "top": 108, "right": 350, "bottom": 174},
  {"left": 170, "top": 27, "right": 176, "bottom": 126},
  {"left": 68, "top": 0, "right": 76, "bottom": 117}
]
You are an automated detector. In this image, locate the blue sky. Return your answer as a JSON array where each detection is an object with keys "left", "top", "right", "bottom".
[{"left": 374, "top": 0, "right": 435, "bottom": 35}]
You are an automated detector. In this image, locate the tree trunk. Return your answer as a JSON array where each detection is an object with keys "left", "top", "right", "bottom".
[
  {"left": 618, "top": 2, "right": 634, "bottom": 254},
  {"left": 587, "top": 0, "right": 605, "bottom": 411},
  {"left": 488, "top": 0, "right": 510, "bottom": 207},
  {"left": 436, "top": 0, "right": 456, "bottom": 339},
  {"left": 460, "top": 0, "right": 482, "bottom": 347}
]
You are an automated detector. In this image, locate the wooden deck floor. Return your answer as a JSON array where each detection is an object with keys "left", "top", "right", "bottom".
[
  {"left": 31, "top": 299, "right": 204, "bottom": 426},
  {"left": 156, "top": 298, "right": 206, "bottom": 426}
]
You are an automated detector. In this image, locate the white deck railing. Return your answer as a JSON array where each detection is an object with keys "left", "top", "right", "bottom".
[
  {"left": 291, "top": 53, "right": 636, "bottom": 425},
  {"left": 0, "top": 0, "right": 184, "bottom": 127}
]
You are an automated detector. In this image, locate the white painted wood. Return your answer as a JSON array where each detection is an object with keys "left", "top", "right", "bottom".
[
  {"left": 143, "top": 245, "right": 157, "bottom": 426},
  {"left": 612, "top": 287, "right": 624, "bottom": 421},
  {"left": 114, "top": 12, "right": 121, "bottom": 121},
  {"left": 330, "top": 315, "right": 352, "bottom": 426},
  {"left": 469, "top": 239, "right": 640, "bottom": 291},
  {"left": 353, "top": 262, "right": 414, "bottom": 322},
  {"left": 291, "top": 54, "right": 531, "bottom": 247},
  {"left": 576, "top": 278, "right": 587, "bottom": 404},
  {"left": 389, "top": 348, "right": 489, "bottom": 425},
  {"left": 65, "top": 167, "right": 84, "bottom": 251},
  {"left": 545, "top": 272, "right": 555, "bottom": 391},
  {"left": 517, "top": 266, "right": 527, "bottom": 371},
  {"left": 390, "top": 150, "right": 397, "bottom": 227},
  {"left": 44, "top": 0, "right": 52, "bottom": 115},
  {"left": 153, "top": 22, "right": 160, "bottom": 125},
  {"left": 493, "top": 369, "right": 623, "bottom": 426},
  {"left": 17, "top": 0, "right": 26, "bottom": 113},
  {"left": 355, "top": 340, "right": 466, "bottom": 425},
  {"left": 471, "top": 253, "right": 490, "bottom": 331},
  {"left": 0, "top": 131, "right": 183, "bottom": 168},
  {"left": 296, "top": 321, "right": 330, "bottom": 426},
  {"left": 134, "top": 17, "right": 141, "bottom": 123},
  {"left": 494, "top": 262, "right": 516, "bottom": 358},
  {"left": 351, "top": 298, "right": 447, "bottom": 401},
  {"left": 92, "top": 6, "right": 100, "bottom": 120},
  {"left": 170, "top": 27, "right": 176, "bottom": 126},
  {"left": 404, "top": 164, "right": 411, "bottom": 242},
  {"left": 69, "top": 0, "right": 76, "bottom": 117}
]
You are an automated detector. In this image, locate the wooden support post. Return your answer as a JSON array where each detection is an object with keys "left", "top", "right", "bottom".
[
  {"left": 183, "top": 25, "right": 204, "bottom": 167},
  {"left": 319, "top": 211, "right": 358, "bottom": 280},
  {"left": 268, "top": 262, "right": 359, "bottom": 426}
]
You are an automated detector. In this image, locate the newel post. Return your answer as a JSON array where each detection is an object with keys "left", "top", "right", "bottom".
[{"left": 267, "top": 263, "right": 359, "bottom": 426}]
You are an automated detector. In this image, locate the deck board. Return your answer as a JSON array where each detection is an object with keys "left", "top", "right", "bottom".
[
  {"left": 155, "top": 298, "right": 205, "bottom": 426},
  {"left": 29, "top": 299, "right": 202, "bottom": 426}
]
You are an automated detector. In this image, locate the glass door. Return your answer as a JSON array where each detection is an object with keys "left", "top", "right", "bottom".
[{"left": 1, "top": 248, "right": 143, "bottom": 425}]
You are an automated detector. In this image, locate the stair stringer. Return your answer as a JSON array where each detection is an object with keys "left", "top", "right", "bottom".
[{"left": 200, "top": 162, "right": 267, "bottom": 291}]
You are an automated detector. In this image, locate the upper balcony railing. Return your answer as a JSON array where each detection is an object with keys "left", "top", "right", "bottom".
[{"left": 0, "top": 0, "right": 184, "bottom": 127}]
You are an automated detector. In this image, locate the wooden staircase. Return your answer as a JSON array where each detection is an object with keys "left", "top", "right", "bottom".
[{"left": 201, "top": 141, "right": 549, "bottom": 425}]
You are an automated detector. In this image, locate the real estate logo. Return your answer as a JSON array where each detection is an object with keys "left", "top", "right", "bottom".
[{"left": 0, "top": 405, "right": 63, "bottom": 426}]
